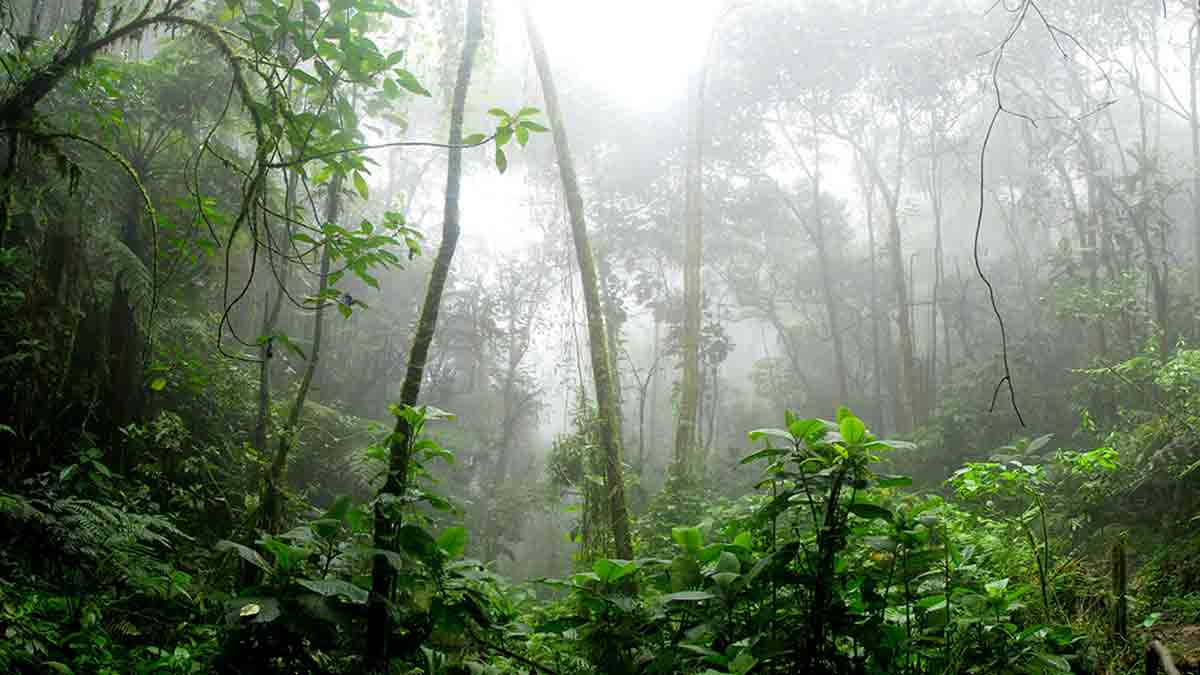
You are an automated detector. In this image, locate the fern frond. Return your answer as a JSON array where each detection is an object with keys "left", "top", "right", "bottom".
[{"left": 91, "top": 229, "right": 154, "bottom": 328}]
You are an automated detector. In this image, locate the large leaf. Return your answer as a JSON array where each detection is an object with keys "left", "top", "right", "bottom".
[
  {"left": 839, "top": 415, "right": 867, "bottom": 445},
  {"left": 224, "top": 597, "right": 281, "bottom": 624},
  {"left": 437, "top": 526, "right": 467, "bottom": 558},
  {"left": 593, "top": 558, "right": 639, "bottom": 584},
  {"left": 1033, "top": 653, "right": 1071, "bottom": 673},
  {"left": 215, "top": 540, "right": 270, "bottom": 572},
  {"left": 787, "top": 417, "right": 826, "bottom": 441},
  {"left": 875, "top": 475, "right": 913, "bottom": 488},
  {"left": 740, "top": 447, "right": 789, "bottom": 465},
  {"left": 262, "top": 536, "right": 304, "bottom": 573},
  {"left": 671, "top": 526, "right": 703, "bottom": 555},
  {"left": 670, "top": 555, "right": 702, "bottom": 592},
  {"left": 353, "top": 171, "right": 369, "bottom": 200},
  {"left": 297, "top": 578, "right": 368, "bottom": 604},
  {"left": 748, "top": 428, "right": 793, "bottom": 443},
  {"left": 664, "top": 591, "right": 715, "bottom": 602},
  {"left": 717, "top": 551, "right": 741, "bottom": 575},
  {"left": 847, "top": 503, "right": 893, "bottom": 522},
  {"left": 398, "top": 525, "right": 440, "bottom": 561}
]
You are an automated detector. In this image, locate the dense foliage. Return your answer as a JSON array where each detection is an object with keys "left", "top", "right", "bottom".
[{"left": 3, "top": 0, "right": 1200, "bottom": 673}]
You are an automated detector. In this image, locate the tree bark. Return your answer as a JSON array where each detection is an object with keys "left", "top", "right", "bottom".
[
  {"left": 366, "top": 1, "right": 482, "bottom": 667},
  {"left": 673, "top": 66, "right": 707, "bottom": 474},
  {"left": 523, "top": 1, "right": 633, "bottom": 559}
]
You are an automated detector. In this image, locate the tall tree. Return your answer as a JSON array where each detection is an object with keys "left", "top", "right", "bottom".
[
  {"left": 260, "top": 172, "right": 340, "bottom": 536},
  {"left": 366, "top": 0, "right": 483, "bottom": 666},
  {"left": 673, "top": 68, "right": 706, "bottom": 472},
  {"left": 522, "top": 0, "right": 634, "bottom": 559}
]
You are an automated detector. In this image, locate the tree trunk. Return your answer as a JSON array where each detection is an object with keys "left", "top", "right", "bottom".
[
  {"left": 251, "top": 172, "right": 297, "bottom": 457},
  {"left": 927, "top": 121, "right": 944, "bottom": 412},
  {"left": 260, "top": 172, "right": 337, "bottom": 536},
  {"left": 673, "top": 66, "right": 706, "bottom": 474},
  {"left": 863, "top": 172, "right": 884, "bottom": 431},
  {"left": 812, "top": 128, "right": 848, "bottom": 406},
  {"left": 523, "top": 1, "right": 633, "bottom": 559},
  {"left": 366, "top": 1, "right": 482, "bottom": 667},
  {"left": 882, "top": 188, "right": 915, "bottom": 433},
  {"left": 107, "top": 172, "right": 147, "bottom": 471}
]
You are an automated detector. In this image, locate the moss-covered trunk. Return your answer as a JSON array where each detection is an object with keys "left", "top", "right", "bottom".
[
  {"left": 523, "top": 1, "right": 633, "bottom": 559},
  {"left": 366, "top": 1, "right": 483, "bottom": 667}
]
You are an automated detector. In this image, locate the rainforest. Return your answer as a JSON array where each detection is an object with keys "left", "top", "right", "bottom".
[{"left": 2, "top": 1, "right": 1200, "bottom": 673}]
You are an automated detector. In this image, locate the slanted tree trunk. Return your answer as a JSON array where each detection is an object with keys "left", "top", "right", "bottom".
[
  {"left": 366, "top": 2, "right": 482, "bottom": 667},
  {"left": 523, "top": 1, "right": 633, "bottom": 559},
  {"left": 260, "top": 172, "right": 336, "bottom": 535},
  {"left": 673, "top": 67, "right": 706, "bottom": 474},
  {"left": 251, "top": 171, "right": 297, "bottom": 457}
]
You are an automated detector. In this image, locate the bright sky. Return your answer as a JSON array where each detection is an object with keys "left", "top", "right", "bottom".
[
  {"left": 459, "top": 1, "right": 725, "bottom": 258},
  {"left": 519, "top": 0, "right": 726, "bottom": 113}
]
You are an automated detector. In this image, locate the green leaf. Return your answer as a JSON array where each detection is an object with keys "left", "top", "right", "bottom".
[
  {"left": 593, "top": 558, "right": 639, "bottom": 584},
  {"left": 262, "top": 537, "right": 303, "bottom": 572},
  {"left": 717, "top": 551, "right": 740, "bottom": 574},
  {"left": 353, "top": 172, "right": 369, "bottom": 200},
  {"left": 290, "top": 69, "right": 321, "bottom": 87},
  {"left": 462, "top": 133, "right": 486, "bottom": 145},
  {"left": 865, "top": 439, "right": 916, "bottom": 451},
  {"left": 487, "top": 108, "right": 509, "bottom": 118},
  {"left": 1033, "top": 653, "right": 1071, "bottom": 673},
  {"left": 310, "top": 518, "right": 342, "bottom": 540},
  {"left": 297, "top": 579, "right": 369, "bottom": 604},
  {"left": 787, "top": 418, "right": 825, "bottom": 440},
  {"left": 495, "top": 147, "right": 508, "bottom": 174},
  {"left": 215, "top": 540, "right": 270, "bottom": 572},
  {"left": 516, "top": 125, "right": 530, "bottom": 147},
  {"left": 670, "top": 555, "right": 702, "bottom": 591},
  {"left": 225, "top": 597, "right": 281, "bottom": 624},
  {"left": 664, "top": 591, "right": 715, "bottom": 602},
  {"left": 437, "top": 526, "right": 468, "bottom": 558},
  {"left": 840, "top": 415, "right": 867, "bottom": 445},
  {"left": 985, "top": 577, "right": 1010, "bottom": 597},
  {"left": 398, "top": 525, "right": 440, "bottom": 561},
  {"left": 847, "top": 503, "right": 893, "bottom": 522},
  {"left": 671, "top": 526, "right": 703, "bottom": 555},
  {"left": 876, "top": 475, "right": 913, "bottom": 488},
  {"left": 740, "top": 447, "right": 788, "bottom": 464},
  {"left": 520, "top": 120, "right": 549, "bottom": 132},
  {"left": 516, "top": 106, "right": 541, "bottom": 117},
  {"left": 393, "top": 69, "right": 431, "bottom": 96},
  {"left": 712, "top": 571, "right": 739, "bottom": 587},
  {"left": 748, "top": 428, "right": 793, "bottom": 443},
  {"left": 149, "top": 377, "right": 167, "bottom": 391}
]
